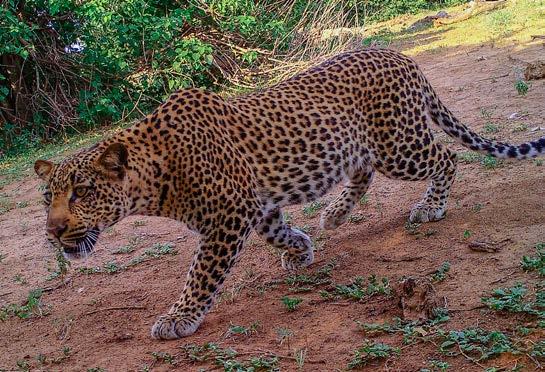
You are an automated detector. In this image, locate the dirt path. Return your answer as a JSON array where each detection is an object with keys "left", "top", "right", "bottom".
[{"left": 1, "top": 42, "right": 544, "bottom": 371}]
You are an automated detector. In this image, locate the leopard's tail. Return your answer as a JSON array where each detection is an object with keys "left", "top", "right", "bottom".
[{"left": 425, "top": 85, "right": 545, "bottom": 160}]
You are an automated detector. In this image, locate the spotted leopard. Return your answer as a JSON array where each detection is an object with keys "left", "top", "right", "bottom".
[{"left": 34, "top": 48, "right": 545, "bottom": 339}]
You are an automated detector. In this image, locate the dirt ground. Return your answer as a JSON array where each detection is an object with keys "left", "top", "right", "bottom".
[{"left": 1, "top": 41, "right": 544, "bottom": 371}]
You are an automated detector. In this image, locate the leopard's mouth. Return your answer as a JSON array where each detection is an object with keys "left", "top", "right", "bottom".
[{"left": 60, "top": 228, "right": 100, "bottom": 259}]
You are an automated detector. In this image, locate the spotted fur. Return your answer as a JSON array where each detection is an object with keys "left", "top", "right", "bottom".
[{"left": 34, "top": 48, "right": 545, "bottom": 339}]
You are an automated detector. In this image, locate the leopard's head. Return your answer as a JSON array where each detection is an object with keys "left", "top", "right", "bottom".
[{"left": 34, "top": 143, "right": 130, "bottom": 259}]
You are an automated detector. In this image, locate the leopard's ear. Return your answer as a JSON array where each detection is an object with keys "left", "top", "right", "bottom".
[
  {"left": 96, "top": 143, "right": 128, "bottom": 181},
  {"left": 34, "top": 160, "right": 54, "bottom": 181}
]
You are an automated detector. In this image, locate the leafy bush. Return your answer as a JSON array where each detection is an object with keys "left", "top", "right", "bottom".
[{"left": 0, "top": 0, "right": 469, "bottom": 157}]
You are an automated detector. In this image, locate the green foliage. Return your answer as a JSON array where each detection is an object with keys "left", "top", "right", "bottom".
[
  {"left": 302, "top": 200, "right": 324, "bottom": 218},
  {"left": 481, "top": 283, "right": 544, "bottom": 318},
  {"left": 151, "top": 351, "right": 176, "bottom": 365},
  {"left": 225, "top": 321, "right": 260, "bottom": 338},
  {"left": 181, "top": 342, "right": 279, "bottom": 371},
  {"left": 348, "top": 340, "right": 400, "bottom": 369},
  {"left": 281, "top": 296, "right": 303, "bottom": 311},
  {"left": 514, "top": 79, "right": 529, "bottom": 96},
  {"left": 143, "top": 243, "right": 177, "bottom": 258},
  {"left": 521, "top": 244, "right": 545, "bottom": 276},
  {"left": 321, "top": 275, "right": 391, "bottom": 301},
  {"left": 431, "top": 261, "right": 451, "bottom": 282},
  {"left": 284, "top": 259, "right": 335, "bottom": 291},
  {"left": 439, "top": 328, "right": 518, "bottom": 361},
  {"left": 0, "top": 289, "right": 45, "bottom": 320},
  {"left": 483, "top": 123, "right": 500, "bottom": 134},
  {"left": 357, "top": 309, "right": 449, "bottom": 345},
  {"left": 420, "top": 359, "right": 450, "bottom": 371},
  {"left": 458, "top": 152, "right": 502, "bottom": 169},
  {"left": 78, "top": 242, "right": 178, "bottom": 274}
]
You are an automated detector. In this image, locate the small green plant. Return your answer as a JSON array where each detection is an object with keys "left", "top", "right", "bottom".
[
  {"left": 458, "top": 152, "right": 502, "bottom": 169},
  {"left": 348, "top": 340, "right": 399, "bottom": 369},
  {"left": 521, "top": 243, "right": 545, "bottom": 276},
  {"left": 284, "top": 258, "right": 336, "bottom": 291},
  {"left": 357, "top": 310, "right": 449, "bottom": 346},
  {"left": 481, "top": 155, "right": 500, "bottom": 169},
  {"left": 431, "top": 262, "right": 451, "bottom": 282},
  {"left": 302, "top": 200, "right": 324, "bottom": 218},
  {"left": 126, "top": 256, "right": 146, "bottom": 267},
  {"left": 512, "top": 123, "right": 528, "bottom": 133},
  {"left": 359, "top": 194, "right": 370, "bottom": 205},
  {"left": 321, "top": 275, "right": 391, "bottom": 301},
  {"left": 77, "top": 266, "right": 101, "bottom": 275},
  {"left": 439, "top": 328, "right": 518, "bottom": 361},
  {"left": 463, "top": 230, "right": 472, "bottom": 239},
  {"left": 133, "top": 220, "right": 147, "bottom": 227},
  {"left": 103, "top": 261, "right": 122, "bottom": 274},
  {"left": 80, "top": 243, "right": 178, "bottom": 274},
  {"left": 113, "top": 245, "right": 136, "bottom": 254},
  {"left": 113, "top": 236, "right": 140, "bottom": 254},
  {"left": 534, "top": 159, "right": 544, "bottom": 166},
  {"left": 151, "top": 351, "right": 176, "bottom": 365},
  {"left": 225, "top": 321, "right": 260, "bottom": 338},
  {"left": 458, "top": 151, "right": 481, "bottom": 163},
  {"left": 483, "top": 123, "right": 500, "bottom": 134},
  {"left": 281, "top": 296, "right": 303, "bottom": 311},
  {"left": 420, "top": 359, "right": 450, "bottom": 372},
  {"left": 1, "top": 288, "right": 46, "bottom": 320},
  {"left": 481, "top": 283, "right": 543, "bottom": 317},
  {"left": 143, "top": 243, "right": 177, "bottom": 258},
  {"left": 181, "top": 342, "right": 278, "bottom": 370},
  {"left": 241, "top": 50, "right": 258, "bottom": 65},
  {"left": 514, "top": 79, "right": 529, "bottom": 96},
  {"left": 50, "top": 249, "right": 71, "bottom": 279}
]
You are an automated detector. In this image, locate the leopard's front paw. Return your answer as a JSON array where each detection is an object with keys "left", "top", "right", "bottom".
[
  {"left": 151, "top": 313, "right": 201, "bottom": 340},
  {"left": 409, "top": 203, "right": 446, "bottom": 223},
  {"left": 281, "top": 249, "right": 314, "bottom": 270},
  {"left": 281, "top": 228, "right": 314, "bottom": 271}
]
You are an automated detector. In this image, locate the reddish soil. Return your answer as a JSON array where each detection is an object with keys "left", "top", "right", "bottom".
[{"left": 1, "top": 42, "right": 544, "bottom": 371}]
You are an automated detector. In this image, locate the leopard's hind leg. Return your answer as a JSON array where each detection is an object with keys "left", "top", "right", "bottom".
[
  {"left": 409, "top": 146, "right": 457, "bottom": 223},
  {"left": 320, "top": 164, "right": 374, "bottom": 230},
  {"left": 255, "top": 208, "right": 314, "bottom": 270}
]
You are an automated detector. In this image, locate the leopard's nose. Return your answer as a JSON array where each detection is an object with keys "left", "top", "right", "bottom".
[{"left": 47, "top": 221, "right": 67, "bottom": 238}]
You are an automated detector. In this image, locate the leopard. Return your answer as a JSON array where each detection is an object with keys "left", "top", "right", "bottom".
[{"left": 34, "top": 48, "right": 545, "bottom": 340}]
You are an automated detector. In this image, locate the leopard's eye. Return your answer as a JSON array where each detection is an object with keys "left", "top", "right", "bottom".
[
  {"left": 43, "top": 191, "right": 52, "bottom": 205},
  {"left": 73, "top": 186, "right": 88, "bottom": 198}
]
